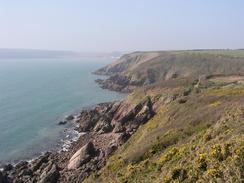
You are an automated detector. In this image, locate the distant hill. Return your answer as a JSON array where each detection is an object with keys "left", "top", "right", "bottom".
[
  {"left": 95, "top": 50, "right": 244, "bottom": 92},
  {"left": 0, "top": 49, "right": 80, "bottom": 59},
  {"left": 0, "top": 49, "right": 125, "bottom": 59},
  {"left": 76, "top": 51, "right": 125, "bottom": 59}
]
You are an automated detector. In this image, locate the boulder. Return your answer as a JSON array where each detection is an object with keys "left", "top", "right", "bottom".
[
  {"left": 95, "top": 102, "right": 113, "bottom": 114},
  {"left": 3, "top": 164, "right": 13, "bottom": 172},
  {"left": 15, "top": 161, "right": 28, "bottom": 171},
  {"left": 18, "top": 168, "right": 33, "bottom": 177},
  {"left": 79, "top": 111, "right": 100, "bottom": 132},
  {"left": 58, "top": 120, "right": 67, "bottom": 125},
  {"left": 67, "top": 142, "right": 96, "bottom": 170},
  {"left": 39, "top": 163, "right": 59, "bottom": 183},
  {"left": 134, "top": 105, "right": 153, "bottom": 124},
  {"left": 108, "top": 102, "right": 121, "bottom": 117},
  {"left": 113, "top": 122, "right": 126, "bottom": 133},
  {"left": 105, "top": 142, "right": 118, "bottom": 157},
  {"left": 94, "top": 119, "right": 112, "bottom": 134},
  {"left": 117, "top": 132, "right": 130, "bottom": 145},
  {"left": 31, "top": 152, "right": 50, "bottom": 172},
  {"left": 65, "top": 115, "right": 74, "bottom": 121}
]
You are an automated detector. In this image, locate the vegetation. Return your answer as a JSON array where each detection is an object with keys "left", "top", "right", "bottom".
[
  {"left": 96, "top": 50, "right": 244, "bottom": 90},
  {"left": 84, "top": 76, "right": 244, "bottom": 183}
]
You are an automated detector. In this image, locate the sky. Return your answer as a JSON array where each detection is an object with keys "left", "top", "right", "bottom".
[{"left": 0, "top": 0, "right": 244, "bottom": 52}]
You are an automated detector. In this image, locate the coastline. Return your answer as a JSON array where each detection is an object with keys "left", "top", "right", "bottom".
[
  {"left": 0, "top": 111, "right": 81, "bottom": 168},
  {"left": 0, "top": 83, "right": 155, "bottom": 182},
  {"left": 0, "top": 97, "right": 122, "bottom": 167},
  {"left": 0, "top": 66, "right": 132, "bottom": 182},
  {"left": 1, "top": 50, "right": 243, "bottom": 182},
  {"left": 0, "top": 58, "right": 126, "bottom": 168}
]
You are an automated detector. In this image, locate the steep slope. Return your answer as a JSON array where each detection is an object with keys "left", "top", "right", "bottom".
[
  {"left": 0, "top": 86, "right": 157, "bottom": 182},
  {"left": 1, "top": 51, "right": 243, "bottom": 183},
  {"left": 84, "top": 77, "right": 244, "bottom": 183},
  {"left": 95, "top": 50, "right": 244, "bottom": 92}
]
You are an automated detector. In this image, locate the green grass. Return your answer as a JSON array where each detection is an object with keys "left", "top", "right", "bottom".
[
  {"left": 84, "top": 84, "right": 244, "bottom": 183},
  {"left": 97, "top": 50, "right": 244, "bottom": 90},
  {"left": 87, "top": 50, "right": 244, "bottom": 182}
]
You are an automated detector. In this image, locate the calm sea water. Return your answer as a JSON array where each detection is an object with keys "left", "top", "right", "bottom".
[{"left": 0, "top": 58, "right": 124, "bottom": 165}]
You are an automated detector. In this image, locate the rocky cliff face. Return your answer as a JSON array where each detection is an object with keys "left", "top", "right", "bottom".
[
  {"left": 84, "top": 76, "right": 244, "bottom": 183},
  {"left": 95, "top": 50, "right": 244, "bottom": 92},
  {"left": 0, "top": 96, "right": 155, "bottom": 183},
  {"left": 1, "top": 50, "right": 244, "bottom": 183}
]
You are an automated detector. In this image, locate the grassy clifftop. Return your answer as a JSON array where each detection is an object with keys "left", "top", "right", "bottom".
[
  {"left": 85, "top": 76, "right": 244, "bottom": 182},
  {"left": 95, "top": 50, "right": 244, "bottom": 92},
  {"left": 87, "top": 50, "right": 244, "bottom": 182}
]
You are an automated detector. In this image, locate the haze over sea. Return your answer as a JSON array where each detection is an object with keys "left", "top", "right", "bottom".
[{"left": 0, "top": 57, "right": 123, "bottom": 165}]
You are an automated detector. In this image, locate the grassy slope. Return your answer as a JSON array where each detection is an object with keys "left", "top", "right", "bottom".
[
  {"left": 96, "top": 50, "right": 244, "bottom": 87},
  {"left": 84, "top": 78, "right": 244, "bottom": 183}
]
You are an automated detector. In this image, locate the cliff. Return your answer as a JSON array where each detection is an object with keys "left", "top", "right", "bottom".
[
  {"left": 1, "top": 50, "right": 244, "bottom": 183},
  {"left": 95, "top": 50, "right": 244, "bottom": 92},
  {"left": 85, "top": 75, "right": 244, "bottom": 183},
  {"left": 0, "top": 90, "right": 156, "bottom": 182}
]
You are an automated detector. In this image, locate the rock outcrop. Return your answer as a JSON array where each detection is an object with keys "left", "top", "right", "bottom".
[
  {"left": 95, "top": 75, "right": 134, "bottom": 92},
  {"left": 78, "top": 97, "right": 154, "bottom": 135},
  {"left": 39, "top": 163, "right": 59, "bottom": 183},
  {"left": 0, "top": 96, "right": 155, "bottom": 183},
  {"left": 2, "top": 50, "right": 244, "bottom": 182},
  {"left": 94, "top": 51, "right": 244, "bottom": 92},
  {"left": 68, "top": 142, "right": 96, "bottom": 170}
]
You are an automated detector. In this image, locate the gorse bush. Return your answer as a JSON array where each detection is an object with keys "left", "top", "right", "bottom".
[{"left": 84, "top": 80, "right": 244, "bottom": 183}]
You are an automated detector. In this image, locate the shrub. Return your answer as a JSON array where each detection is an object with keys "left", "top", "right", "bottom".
[
  {"left": 197, "top": 153, "right": 208, "bottom": 171},
  {"left": 205, "top": 168, "right": 222, "bottom": 178},
  {"left": 171, "top": 167, "right": 188, "bottom": 181},
  {"left": 222, "top": 143, "right": 232, "bottom": 159},
  {"left": 211, "top": 144, "right": 223, "bottom": 161},
  {"left": 234, "top": 144, "right": 244, "bottom": 168},
  {"left": 158, "top": 147, "right": 179, "bottom": 165},
  {"left": 109, "top": 157, "right": 125, "bottom": 172}
]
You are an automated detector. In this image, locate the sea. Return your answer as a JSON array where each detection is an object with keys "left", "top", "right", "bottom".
[{"left": 0, "top": 57, "right": 124, "bottom": 165}]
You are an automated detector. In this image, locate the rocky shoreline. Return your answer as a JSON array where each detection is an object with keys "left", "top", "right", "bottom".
[
  {"left": 0, "top": 95, "right": 155, "bottom": 182},
  {"left": 95, "top": 74, "right": 142, "bottom": 93},
  {"left": 2, "top": 50, "right": 244, "bottom": 183}
]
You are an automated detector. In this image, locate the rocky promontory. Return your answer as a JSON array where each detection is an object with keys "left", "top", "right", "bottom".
[
  {"left": 0, "top": 96, "right": 155, "bottom": 183},
  {"left": 1, "top": 50, "right": 244, "bottom": 183},
  {"left": 94, "top": 50, "right": 244, "bottom": 92}
]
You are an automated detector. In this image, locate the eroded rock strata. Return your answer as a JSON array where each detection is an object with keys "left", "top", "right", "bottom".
[
  {"left": 1, "top": 50, "right": 244, "bottom": 183},
  {"left": 0, "top": 97, "right": 155, "bottom": 183}
]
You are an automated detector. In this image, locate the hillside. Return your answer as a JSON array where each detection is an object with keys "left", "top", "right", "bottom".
[
  {"left": 0, "top": 49, "right": 79, "bottom": 59},
  {"left": 1, "top": 50, "right": 243, "bottom": 183},
  {"left": 0, "top": 49, "right": 124, "bottom": 59},
  {"left": 95, "top": 50, "right": 244, "bottom": 92},
  {"left": 85, "top": 75, "right": 244, "bottom": 183}
]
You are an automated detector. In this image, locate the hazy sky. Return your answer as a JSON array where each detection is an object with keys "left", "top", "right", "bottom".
[{"left": 0, "top": 0, "right": 243, "bottom": 52}]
